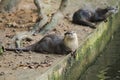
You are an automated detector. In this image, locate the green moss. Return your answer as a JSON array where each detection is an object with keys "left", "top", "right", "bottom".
[
  {"left": 0, "top": 48, "right": 3, "bottom": 55},
  {"left": 0, "top": 44, "right": 3, "bottom": 55}
]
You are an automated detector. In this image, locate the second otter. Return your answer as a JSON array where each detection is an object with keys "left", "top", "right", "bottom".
[
  {"left": 5, "top": 31, "right": 78, "bottom": 54},
  {"left": 72, "top": 6, "right": 118, "bottom": 28}
]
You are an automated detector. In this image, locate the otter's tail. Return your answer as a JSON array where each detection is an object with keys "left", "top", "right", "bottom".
[{"left": 5, "top": 48, "right": 30, "bottom": 52}]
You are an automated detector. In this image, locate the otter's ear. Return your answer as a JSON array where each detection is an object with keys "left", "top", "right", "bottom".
[{"left": 115, "top": 5, "right": 119, "bottom": 11}]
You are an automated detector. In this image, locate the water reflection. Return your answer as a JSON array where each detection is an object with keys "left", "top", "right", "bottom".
[
  {"left": 105, "top": 58, "right": 120, "bottom": 80},
  {"left": 79, "top": 28, "right": 120, "bottom": 80}
]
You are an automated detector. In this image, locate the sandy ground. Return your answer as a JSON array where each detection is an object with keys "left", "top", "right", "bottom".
[{"left": 0, "top": 0, "right": 94, "bottom": 79}]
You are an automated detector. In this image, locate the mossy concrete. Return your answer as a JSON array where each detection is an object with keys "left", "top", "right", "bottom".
[{"left": 36, "top": 1, "right": 120, "bottom": 80}]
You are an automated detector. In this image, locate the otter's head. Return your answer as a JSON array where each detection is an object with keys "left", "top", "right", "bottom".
[
  {"left": 106, "top": 6, "right": 119, "bottom": 14},
  {"left": 64, "top": 31, "right": 78, "bottom": 51},
  {"left": 64, "top": 31, "right": 77, "bottom": 40}
]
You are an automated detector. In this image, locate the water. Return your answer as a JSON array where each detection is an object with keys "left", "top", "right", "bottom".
[{"left": 79, "top": 28, "right": 120, "bottom": 80}]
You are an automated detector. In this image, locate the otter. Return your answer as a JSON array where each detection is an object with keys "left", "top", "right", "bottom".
[
  {"left": 72, "top": 6, "right": 118, "bottom": 28},
  {"left": 5, "top": 31, "right": 78, "bottom": 55}
]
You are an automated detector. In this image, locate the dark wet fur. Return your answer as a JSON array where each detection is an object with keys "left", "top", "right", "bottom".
[
  {"left": 5, "top": 34, "right": 72, "bottom": 54},
  {"left": 72, "top": 7, "right": 117, "bottom": 28}
]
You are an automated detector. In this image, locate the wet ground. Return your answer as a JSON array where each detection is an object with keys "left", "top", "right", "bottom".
[{"left": 79, "top": 27, "right": 120, "bottom": 80}]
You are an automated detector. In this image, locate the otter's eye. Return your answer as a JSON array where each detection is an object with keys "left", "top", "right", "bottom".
[{"left": 64, "top": 32, "right": 71, "bottom": 35}]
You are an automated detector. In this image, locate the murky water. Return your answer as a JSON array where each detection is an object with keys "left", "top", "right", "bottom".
[{"left": 79, "top": 28, "right": 120, "bottom": 80}]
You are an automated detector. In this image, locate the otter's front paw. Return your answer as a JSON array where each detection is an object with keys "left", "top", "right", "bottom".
[
  {"left": 71, "top": 50, "right": 77, "bottom": 58},
  {"left": 90, "top": 25, "right": 96, "bottom": 29},
  {"left": 104, "top": 19, "right": 108, "bottom": 22}
]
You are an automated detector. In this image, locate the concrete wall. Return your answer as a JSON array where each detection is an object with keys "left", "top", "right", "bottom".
[{"left": 36, "top": 1, "right": 120, "bottom": 80}]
